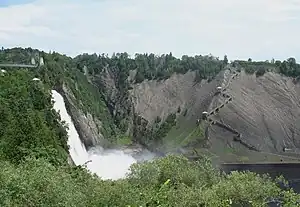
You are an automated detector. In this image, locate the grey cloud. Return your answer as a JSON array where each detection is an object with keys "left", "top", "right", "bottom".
[{"left": 0, "top": 0, "right": 299, "bottom": 60}]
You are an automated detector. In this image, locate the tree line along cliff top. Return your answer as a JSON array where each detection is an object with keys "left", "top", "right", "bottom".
[{"left": 1, "top": 47, "right": 299, "bottom": 82}]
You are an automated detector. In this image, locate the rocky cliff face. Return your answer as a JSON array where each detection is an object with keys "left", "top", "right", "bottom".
[
  {"left": 123, "top": 67, "right": 300, "bottom": 162},
  {"left": 129, "top": 70, "right": 223, "bottom": 149},
  {"left": 92, "top": 67, "right": 135, "bottom": 136},
  {"left": 206, "top": 70, "right": 300, "bottom": 162},
  {"left": 58, "top": 83, "right": 110, "bottom": 149},
  {"left": 130, "top": 71, "right": 203, "bottom": 124},
  {"left": 65, "top": 63, "right": 300, "bottom": 163}
]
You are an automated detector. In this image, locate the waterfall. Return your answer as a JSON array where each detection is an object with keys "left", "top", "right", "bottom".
[{"left": 51, "top": 90, "right": 137, "bottom": 180}]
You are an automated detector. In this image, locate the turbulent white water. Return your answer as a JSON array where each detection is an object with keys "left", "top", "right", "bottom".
[{"left": 51, "top": 90, "right": 137, "bottom": 180}]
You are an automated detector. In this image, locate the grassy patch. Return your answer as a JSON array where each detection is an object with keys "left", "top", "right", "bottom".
[
  {"left": 180, "top": 124, "right": 204, "bottom": 146},
  {"left": 161, "top": 113, "right": 205, "bottom": 152},
  {"left": 115, "top": 136, "right": 132, "bottom": 146},
  {"left": 238, "top": 156, "right": 250, "bottom": 162}
]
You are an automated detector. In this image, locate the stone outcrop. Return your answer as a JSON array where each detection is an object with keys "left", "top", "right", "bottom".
[
  {"left": 206, "top": 70, "right": 300, "bottom": 162},
  {"left": 93, "top": 66, "right": 134, "bottom": 136},
  {"left": 129, "top": 71, "right": 223, "bottom": 125},
  {"left": 58, "top": 83, "right": 110, "bottom": 149}
]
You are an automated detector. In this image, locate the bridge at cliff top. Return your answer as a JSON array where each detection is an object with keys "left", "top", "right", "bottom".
[
  {"left": 0, "top": 56, "right": 44, "bottom": 68},
  {"left": 0, "top": 63, "right": 38, "bottom": 68}
]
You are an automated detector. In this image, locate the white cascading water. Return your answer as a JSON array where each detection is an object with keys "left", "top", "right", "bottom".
[{"left": 51, "top": 90, "right": 137, "bottom": 180}]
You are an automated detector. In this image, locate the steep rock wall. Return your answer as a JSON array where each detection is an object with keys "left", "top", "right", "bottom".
[
  {"left": 129, "top": 70, "right": 225, "bottom": 151},
  {"left": 207, "top": 70, "right": 300, "bottom": 161},
  {"left": 71, "top": 62, "right": 300, "bottom": 163},
  {"left": 57, "top": 83, "right": 110, "bottom": 149},
  {"left": 93, "top": 67, "right": 134, "bottom": 136},
  {"left": 130, "top": 71, "right": 224, "bottom": 124}
]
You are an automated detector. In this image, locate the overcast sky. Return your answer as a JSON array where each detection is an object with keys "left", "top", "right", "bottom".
[{"left": 0, "top": 0, "right": 299, "bottom": 60}]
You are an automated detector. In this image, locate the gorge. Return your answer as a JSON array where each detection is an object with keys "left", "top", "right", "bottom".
[{"left": 1, "top": 47, "right": 300, "bottom": 206}]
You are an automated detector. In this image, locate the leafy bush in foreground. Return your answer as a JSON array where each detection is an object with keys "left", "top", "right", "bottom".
[{"left": 0, "top": 155, "right": 299, "bottom": 206}]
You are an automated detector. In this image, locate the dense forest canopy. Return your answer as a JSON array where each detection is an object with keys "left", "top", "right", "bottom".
[
  {"left": 233, "top": 57, "right": 300, "bottom": 78},
  {"left": 0, "top": 47, "right": 300, "bottom": 205},
  {"left": 74, "top": 52, "right": 227, "bottom": 84},
  {"left": 0, "top": 69, "right": 69, "bottom": 166},
  {"left": 2, "top": 47, "right": 300, "bottom": 85}
]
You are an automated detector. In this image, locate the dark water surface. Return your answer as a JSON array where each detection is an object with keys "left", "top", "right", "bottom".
[
  {"left": 221, "top": 163, "right": 300, "bottom": 192},
  {"left": 220, "top": 163, "right": 300, "bottom": 206}
]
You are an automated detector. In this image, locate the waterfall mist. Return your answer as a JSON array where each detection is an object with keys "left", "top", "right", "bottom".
[{"left": 51, "top": 90, "right": 139, "bottom": 180}]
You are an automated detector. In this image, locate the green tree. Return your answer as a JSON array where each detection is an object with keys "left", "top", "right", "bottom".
[
  {"left": 224, "top": 55, "right": 228, "bottom": 65},
  {"left": 256, "top": 66, "right": 266, "bottom": 77}
]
